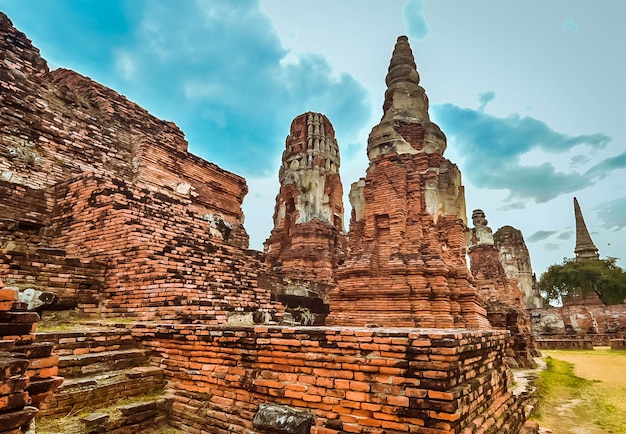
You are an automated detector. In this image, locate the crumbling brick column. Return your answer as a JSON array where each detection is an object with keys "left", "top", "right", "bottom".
[{"left": 0, "top": 279, "right": 62, "bottom": 433}]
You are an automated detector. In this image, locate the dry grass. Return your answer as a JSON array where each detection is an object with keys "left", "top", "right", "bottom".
[{"left": 36, "top": 391, "right": 185, "bottom": 434}]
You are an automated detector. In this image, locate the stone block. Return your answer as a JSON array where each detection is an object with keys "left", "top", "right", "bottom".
[
  {"left": 81, "top": 412, "right": 109, "bottom": 428},
  {"left": 253, "top": 403, "right": 315, "bottom": 434},
  {"left": 0, "top": 406, "right": 38, "bottom": 431},
  {"left": 117, "top": 401, "right": 157, "bottom": 416}
]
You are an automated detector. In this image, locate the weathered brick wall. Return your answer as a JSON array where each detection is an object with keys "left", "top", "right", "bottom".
[
  {"left": 1, "top": 13, "right": 248, "bottom": 245},
  {"left": 610, "top": 339, "right": 626, "bottom": 350},
  {"left": 530, "top": 304, "right": 626, "bottom": 345},
  {"left": 0, "top": 181, "right": 51, "bottom": 250},
  {"left": 0, "top": 250, "right": 106, "bottom": 312},
  {"left": 535, "top": 339, "right": 593, "bottom": 350},
  {"left": 133, "top": 324, "right": 526, "bottom": 434},
  {"left": 468, "top": 244, "right": 538, "bottom": 367},
  {"left": 0, "top": 176, "right": 107, "bottom": 312},
  {"left": 44, "top": 172, "right": 283, "bottom": 323}
]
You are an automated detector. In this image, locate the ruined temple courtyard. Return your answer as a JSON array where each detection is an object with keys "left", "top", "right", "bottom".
[{"left": 2, "top": 11, "right": 626, "bottom": 434}]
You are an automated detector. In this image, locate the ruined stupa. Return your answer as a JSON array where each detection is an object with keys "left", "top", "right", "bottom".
[
  {"left": 494, "top": 225, "right": 543, "bottom": 309},
  {"left": 468, "top": 209, "right": 538, "bottom": 367},
  {"left": 327, "top": 36, "right": 489, "bottom": 329},
  {"left": 573, "top": 197, "right": 599, "bottom": 260}
]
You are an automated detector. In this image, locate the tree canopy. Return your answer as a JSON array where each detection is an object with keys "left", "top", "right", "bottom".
[{"left": 539, "top": 257, "right": 626, "bottom": 306}]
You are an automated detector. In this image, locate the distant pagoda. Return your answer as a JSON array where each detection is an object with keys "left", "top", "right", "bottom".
[{"left": 573, "top": 197, "right": 599, "bottom": 260}]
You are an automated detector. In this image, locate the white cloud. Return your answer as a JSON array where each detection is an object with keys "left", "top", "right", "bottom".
[
  {"left": 114, "top": 49, "right": 136, "bottom": 80},
  {"left": 183, "top": 81, "right": 225, "bottom": 102},
  {"left": 562, "top": 18, "right": 579, "bottom": 33},
  {"left": 403, "top": 0, "right": 430, "bottom": 40}
]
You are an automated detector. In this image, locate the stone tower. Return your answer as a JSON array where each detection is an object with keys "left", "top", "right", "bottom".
[
  {"left": 573, "top": 197, "right": 599, "bottom": 260},
  {"left": 494, "top": 225, "right": 543, "bottom": 309},
  {"left": 263, "top": 113, "right": 346, "bottom": 322},
  {"left": 468, "top": 210, "right": 538, "bottom": 367},
  {"left": 327, "top": 36, "right": 489, "bottom": 329}
]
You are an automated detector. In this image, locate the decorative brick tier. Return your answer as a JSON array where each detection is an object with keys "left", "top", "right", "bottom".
[{"left": 133, "top": 324, "right": 527, "bottom": 434}]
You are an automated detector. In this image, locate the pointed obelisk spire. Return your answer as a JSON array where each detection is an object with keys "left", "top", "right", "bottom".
[{"left": 573, "top": 197, "right": 599, "bottom": 260}]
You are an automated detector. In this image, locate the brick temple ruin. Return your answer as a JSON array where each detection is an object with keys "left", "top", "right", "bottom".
[
  {"left": 0, "top": 14, "right": 542, "bottom": 433},
  {"left": 467, "top": 210, "right": 538, "bottom": 368}
]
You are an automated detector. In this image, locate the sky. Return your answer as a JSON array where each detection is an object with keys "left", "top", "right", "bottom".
[{"left": 1, "top": 0, "right": 625, "bottom": 278}]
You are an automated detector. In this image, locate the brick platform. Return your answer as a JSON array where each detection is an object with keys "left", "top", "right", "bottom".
[
  {"left": 0, "top": 13, "right": 283, "bottom": 324},
  {"left": 133, "top": 324, "right": 527, "bottom": 434}
]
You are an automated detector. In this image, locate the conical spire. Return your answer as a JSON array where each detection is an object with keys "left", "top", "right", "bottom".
[
  {"left": 366, "top": 36, "right": 446, "bottom": 160},
  {"left": 385, "top": 35, "right": 420, "bottom": 89},
  {"left": 573, "top": 197, "right": 599, "bottom": 260}
]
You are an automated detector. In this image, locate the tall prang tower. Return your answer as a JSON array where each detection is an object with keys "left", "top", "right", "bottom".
[
  {"left": 263, "top": 112, "right": 346, "bottom": 322},
  {"left": 573, "top": 197, "right": 599, "bottom": 260},
  {"left": 327, "top": 36, "right": 489, "bottom": 329}
]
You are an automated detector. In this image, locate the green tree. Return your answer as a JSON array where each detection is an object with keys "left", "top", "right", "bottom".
[{"left": 539, "top": 257, "right": 626, "bottom": 306}]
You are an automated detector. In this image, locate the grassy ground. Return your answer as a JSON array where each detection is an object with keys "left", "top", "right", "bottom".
[{"left": 530, "top": 348, "right": 626, "bottom": 434}]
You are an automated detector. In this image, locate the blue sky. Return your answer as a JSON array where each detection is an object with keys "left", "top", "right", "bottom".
[{"left": 2, "top": 0, "right": 625, "bottom": 277}]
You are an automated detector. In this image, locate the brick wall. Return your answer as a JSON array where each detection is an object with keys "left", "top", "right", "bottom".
[
  {"left": 535, "top": 339, "right": 593, "bottom": 350},
  {"left": 1, "top": 18, "right": 249, "bottom": 246},
  {"left": 43, "top": 172, "right": 283, "bottom": 322},
  {"left": 0, "top": 176, "right": 107, "bottom": 312},
  {"left": 133, "top": 324, "right": 527, "bottom": 434},
  {"left": 0, "top": 250, "right": 105, "bottom": 312},
  {"left": 530, "top": 304, "right": 626, "bottom": 345}
]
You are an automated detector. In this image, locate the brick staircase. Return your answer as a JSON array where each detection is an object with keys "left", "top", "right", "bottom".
[{"left": 35, "top": 326, "right": 176, "bottom": 433}]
